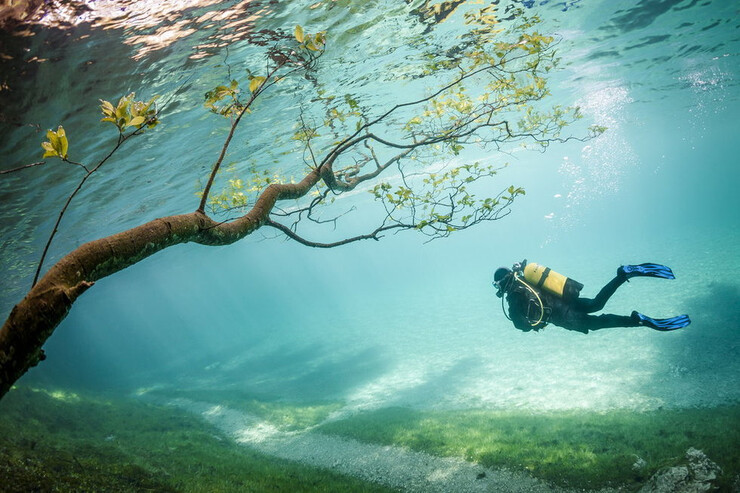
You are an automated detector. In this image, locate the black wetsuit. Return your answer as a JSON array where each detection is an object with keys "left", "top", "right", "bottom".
[{"left": 505, "top": 274, "right": 639, "bottom": 333}]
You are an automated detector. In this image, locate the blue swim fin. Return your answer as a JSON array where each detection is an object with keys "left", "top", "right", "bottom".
[
  {"left": 632, "top": 311, "right": 691, "bottom": 331},
  {"left": 619, "top": 263, "right": 675, "bottom": 280}
]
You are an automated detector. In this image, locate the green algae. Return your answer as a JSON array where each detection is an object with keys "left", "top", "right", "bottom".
[
  {"left": 146, "top": 388, "right": 344, "bottom": 431},
  {"left": 6, "top": 384, "right": 737, "bottom": 492},
  {"left": 0, "top": 386, "right": 393, "bottom": 493},
  {"left": 317, "top": 405, "right": 740, "bottom": 491}
]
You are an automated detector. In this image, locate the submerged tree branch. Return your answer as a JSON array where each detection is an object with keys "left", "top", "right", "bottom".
[
  {"left": 0, "top": 164, "right": 324, "bottom": 399},
  {"left": 197, "top": 65, "right": 277, "bottom": 212},
  {"left": 33, "top": 128, "right": 145, "bottom": 287},
  {"left": 0, "top": 161, "right": 46, "bottom": 175},
  {"left": 198, "top": 48, "right": 324, "bottom": 212},
  {"left": 265, "top": 218, "right": 406, "bottom": 247},
  {"left": 0, "top": 14, "right": 601, "bottom": 400}
]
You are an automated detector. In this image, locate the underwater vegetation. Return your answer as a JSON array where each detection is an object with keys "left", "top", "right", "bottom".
[
  {"left": 0, "top": 386, "right": 393, "bottom": 493},
  {"left": 0, "top": 387, "right": 740, "bottom": 492},
  {"left": 1, "top": 385, "right": 738, "bottom": 491},
  {"left": 147, "top": 388, "right": 345, "bottom": 432},
  {"left": 317, "top": 406, "right": 740, "bottom": 491}
]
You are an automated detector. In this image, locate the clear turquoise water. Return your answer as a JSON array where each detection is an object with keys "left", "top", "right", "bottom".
[{"left": 1, "top": 0, "right": 739, "bottom": 417}]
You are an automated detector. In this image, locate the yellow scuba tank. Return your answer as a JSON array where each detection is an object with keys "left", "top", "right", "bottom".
[{"left": 522, "top": 262, "right": 584, "bottom": 301}]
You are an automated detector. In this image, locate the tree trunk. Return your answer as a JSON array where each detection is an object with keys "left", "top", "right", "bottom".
[{"left": 0, "top": 170, "right": 321, "bottom": 399}]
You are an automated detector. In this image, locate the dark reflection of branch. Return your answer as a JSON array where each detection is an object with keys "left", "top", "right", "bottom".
[{"left": 410, "top": 0, "right": 467, "bottom": 25}]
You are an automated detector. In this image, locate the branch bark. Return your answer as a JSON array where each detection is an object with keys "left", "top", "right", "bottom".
[
  {"left": 0, "top": 162, "right": 46, "bottom": 175},
  {"left": 0, "top": 167, "right": 321, "bottom": 399},
  {"left": 265, "top": 218, "right": 405, "bottom": 247},
  {"left": 0, "top": 21, "right": 585, "bottom": 400}
]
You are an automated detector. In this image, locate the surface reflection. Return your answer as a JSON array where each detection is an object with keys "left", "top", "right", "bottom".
[{"left": 2, "top": 0, "right": 275, "bottom": 61}]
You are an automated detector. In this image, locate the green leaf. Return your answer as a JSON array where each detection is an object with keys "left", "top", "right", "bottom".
[
  {"left": 46, "top": 129, "right": 60, "bottom": 150},
  {"left": 294, "top": 25, "right": 305, "bottom": 43},
  {"left": 249, "top": 76, "right": 266, "bottom": 92},
  {"left": 116, "top": 96, "right": 130, "bottom": 119},
  {"left": 41, "top": 141, "right": 57, "bottom": 158},
  {"left": 100, "top": 99, "right": 115, "bottom": 116},
  {"left": 40, "top": 126, "right": 68, "bottom": 158},
  {"left": 57, "top": 126, "right": 68, "bottom": 158},
  {"left": 145, "top": 96, "right": 159, "bottom": 110},
  {"left": 345, "top": 95, "right": 359, "bottom": 109},
  {"left": 128, "top": 116, "right": 146, "bottom": 127},
  {"left": 314, "top": 32, "right": 324, "bottom": 47}
]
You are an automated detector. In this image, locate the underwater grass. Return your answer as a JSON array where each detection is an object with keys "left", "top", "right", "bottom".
[
  {"left": 146, "top": 388, "right": 344, "bottom": 431},
  {"left": 8, "top": 384, "right": 736, "bottom": 492},
  {"left": 317, "top": 405, "right": 740, "bottom": 491},
  {"left": 0, "top": 386, "right": 394, "bottom": 493}
]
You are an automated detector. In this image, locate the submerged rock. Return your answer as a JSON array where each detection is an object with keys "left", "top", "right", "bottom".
[
  {"left": 632, "top": 456, "right": 648, "bottom": 472},
  {"left": 732, "top": 474, "right": 740, "bottom": 493},
  {"left": 686, "top": 448, "right": 720, "bottom": 483},
  {"left": 639, "top": 448, "right": 722, "bottom": 493}
]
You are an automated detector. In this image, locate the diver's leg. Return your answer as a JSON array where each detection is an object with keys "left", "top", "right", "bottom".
[
  {"left": 576, "top": 313, "right": 640, "bottom": 332},
  {"left": 572, "top": 276, "right": 625, "bottom": 313}
]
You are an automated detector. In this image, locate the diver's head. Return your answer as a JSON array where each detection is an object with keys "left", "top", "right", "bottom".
[{"left": 493, "top": 267, "right": 513, "bottom": 298}]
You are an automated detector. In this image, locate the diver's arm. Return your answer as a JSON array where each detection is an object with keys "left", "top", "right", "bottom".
[{"left": 506, "top": 291, "right": 533, "bottom": 332}]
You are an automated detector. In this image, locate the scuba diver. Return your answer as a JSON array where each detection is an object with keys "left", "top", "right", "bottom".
[{"left": 493, "top": 260, "right": 691, "bottom": 333}]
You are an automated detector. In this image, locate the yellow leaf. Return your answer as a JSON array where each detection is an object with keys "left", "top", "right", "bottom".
[
  {"left": 249, "top": 76, "right": 265, "bottom": 92},
  {"left": 100, "top": 100, "right": 115, "bottom": 116},
  {"left": 41, "top": 141, "right": 57, "bottom": 158},
  {"left": 294, "top": 25, "right": 305, "bottom": 43},
  {"left": 116, "top": 96, "right": 131, "bottom": 119},
  {"left": 46, "top": 129, "right": 60, "bottom": 150},
  {"left": 128, "top": 116, "right": 146, "bottom": 127},
  {"left": 57, "top": 126, "right": 68, "bottom": 158}
]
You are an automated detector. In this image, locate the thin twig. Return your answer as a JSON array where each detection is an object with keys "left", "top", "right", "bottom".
[
  {"left": 33, "top": 128, "right": 141, "bottom": 286},
  {"left": 265, "top": 218, "right": 407, "bottom": 248},
  {"left": 64, "top": 158, "right": 90, "bottom": 173},
  {"left": 197, "top": 46, "right": 325, "bottom": 212},
  {"left": 0, "top": 161, "right": 46, "bottom": 175},
  {"left": 197, "top": 63, "right": 283, "bottom": 213}
]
